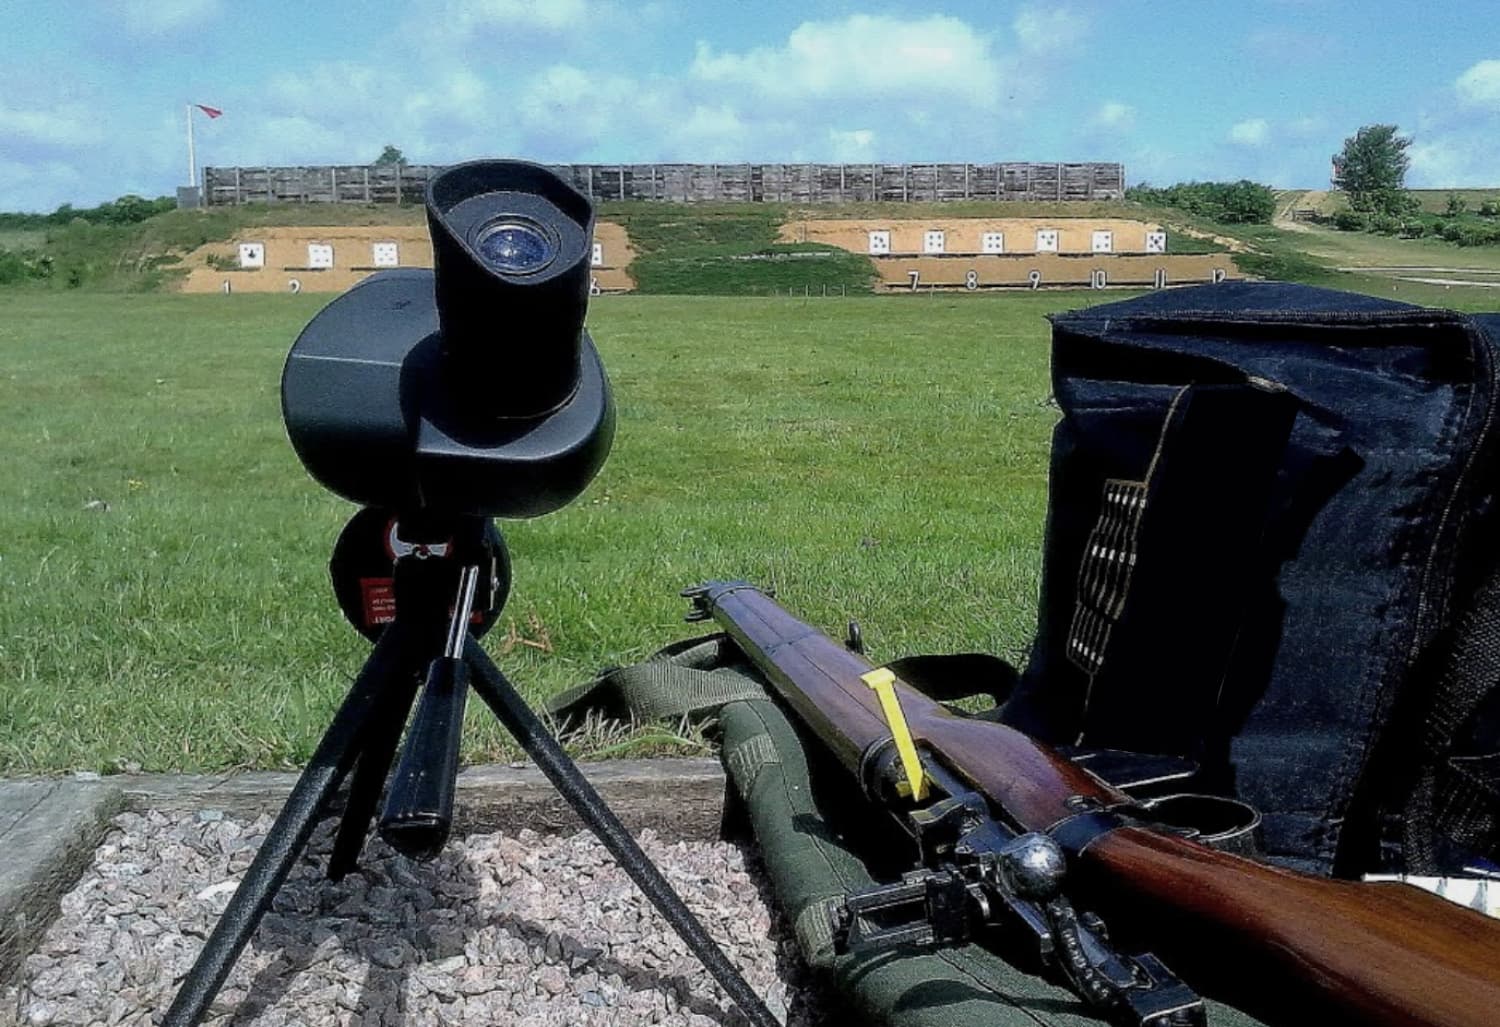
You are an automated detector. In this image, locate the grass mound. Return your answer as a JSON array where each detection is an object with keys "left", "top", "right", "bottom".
[
  {"left": 2, "top": 204, "right": 425, "bottom": 291},
  {"left": 600, "top": 202, "right": 878, "bottom": 294}
]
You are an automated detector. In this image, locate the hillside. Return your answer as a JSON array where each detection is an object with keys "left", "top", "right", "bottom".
[{"left": 2, "top": 195, "right": 1498, "bottom": 305}]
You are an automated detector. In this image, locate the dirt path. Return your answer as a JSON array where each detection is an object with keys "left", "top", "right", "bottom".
[{"left": 1274, "top": 190, "right": 1324, "bottom": 233}]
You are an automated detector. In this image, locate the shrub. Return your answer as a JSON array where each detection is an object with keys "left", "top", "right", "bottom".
[
  {"left": 0, "top": 247, "right": 55, "bottom": 284},
  {"left": 1399, "top": 219, "right": 1427, "bottom": 238},
  {"left": 1368, "top": 213, "right": 1401, "bottom": 234},
  {"left": 1126, "top": 180, "right": 1276, "bottom": 224},
  {"left": 1349, "top": 188, "right": 1419, "bottom": 216},
  {"left": 1440, "top": 221, "right": 1465, "bottom": 243},
  {"left": 0, "top": 194, "right": 176, "bottom": 231},
  {"left": 1333, "top": 210, "right": 1368, "bottom": 231},
  {"left": 1445, "top": 193, "right": 1469, "bottom": 216},
  {"left": 1479, "top": 200, "right": 1500, "bottom": 217},
  {"left": 1459, "top": 225, "right": 1500, "bottom": 247}
]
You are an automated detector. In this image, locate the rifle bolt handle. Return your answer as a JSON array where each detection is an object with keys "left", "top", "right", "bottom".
[{"left": 1000, "top": 832, "right": 1067, "bottom": 901}]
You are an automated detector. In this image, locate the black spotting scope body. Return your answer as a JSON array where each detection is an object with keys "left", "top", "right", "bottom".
[{"left": 281, "top": 159, "right": 614, "bottom": 519}]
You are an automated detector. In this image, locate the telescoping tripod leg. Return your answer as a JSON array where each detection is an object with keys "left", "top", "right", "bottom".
[
  {"left": 464, "top": 638, "right": 781, "bottom": 1027},
  {"left": 162, "top": 619, "right": 417, "bottom": 1027}
]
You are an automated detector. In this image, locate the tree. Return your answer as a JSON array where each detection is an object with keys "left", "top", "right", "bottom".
[
  {"left": 1332, "top": 125, "right": 1412, "bottom": 213},
  {"left": 374, "top": 145, "right": 407, "bottom": 167}
]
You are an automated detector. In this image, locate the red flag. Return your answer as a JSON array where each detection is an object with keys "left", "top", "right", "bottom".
[{"left": 196, "top": 104, "right": 222, "bottom": 119}]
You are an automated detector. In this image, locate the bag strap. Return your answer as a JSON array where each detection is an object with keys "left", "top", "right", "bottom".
[
  {"left": 883, "top": 652, "right": 1019, "bottom": 708},
  {"left": 548, "top": 631, "right": 1024, "bottom": 728},
  {"left": 544, "top": 632, "right": 769, "bottom": 727}
]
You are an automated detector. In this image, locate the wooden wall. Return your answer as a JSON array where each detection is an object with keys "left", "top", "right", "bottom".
[{"left": 201, "top": 162, "right": 1126, "bottom": 206}]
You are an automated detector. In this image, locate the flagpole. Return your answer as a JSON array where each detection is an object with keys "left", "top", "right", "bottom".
[{"left": 187, "top": 104, "right": 197, "bottom": 188}]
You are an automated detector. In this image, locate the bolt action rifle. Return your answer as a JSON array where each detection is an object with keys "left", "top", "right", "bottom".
[{"left": 684, "top": 580, "right": 1500, "bottom": 1027}]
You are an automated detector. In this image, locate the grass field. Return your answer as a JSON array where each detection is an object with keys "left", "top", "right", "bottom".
[
  {"left": 0, "top": 291, "right": 1085, "bottom": 774},
  {"left": 7, "top": 197, "right": 1500, "bottom": 776}
]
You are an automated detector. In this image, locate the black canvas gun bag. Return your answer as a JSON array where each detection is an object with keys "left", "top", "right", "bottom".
[{"left": 1001, "top": 282, "right": 1500, "bottom": 877}]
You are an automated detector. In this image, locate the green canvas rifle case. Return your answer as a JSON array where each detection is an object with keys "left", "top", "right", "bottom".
[{"left": 548, "top": 640, "right": 1266, "bottom": 1027}]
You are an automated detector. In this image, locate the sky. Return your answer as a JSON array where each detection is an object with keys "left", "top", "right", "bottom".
[{"left": 1, "top": 0, "right": 1498, "bottom": 212}]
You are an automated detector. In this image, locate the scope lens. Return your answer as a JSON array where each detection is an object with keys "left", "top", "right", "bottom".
[{"left": 474, "top": 219, "right": 557, "bottom": 275}]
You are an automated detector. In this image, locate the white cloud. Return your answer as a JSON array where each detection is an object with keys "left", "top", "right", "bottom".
[
  {"left": 690, "top": 15, "right": 1004, "bottom": 108},
  {"left": 1, "top": 6, "right": 1110, "bottom": 209},
  {"left": 1408, "top": 135, "right": 1500, "bottom": 188},
  {"left": 1244, "top": 27, "right": 1336, "bottom": 65},
  {"left": 1012, "top": 7, "right": 1089, "bottom": 53},
  {"left": 0, "top": 102, "right": 102, "bottom": 150},
  {"left": 1286, "top": 115, "right": 1327, "bottom": 138},
  {"left": 1456, "top": 59, "right": 1500, "bottom": 109},
  {"left": 224, "top": 61, "right": 504, "bottom": 168},
  {"left": 829, "top": 128, "right": 877, "bottom": 160},
  {"left": 116, "top": 0, "right": 221, "bottom": 37},
  {"left": 1402, "top": 59, "right": 1500, "bottom": 186},
  {"left": 447, "top": 0, "right": 592, "bottom": 35},
  {"left": 1229, "top": 118, "right": 1270, "bottom": 146},
  {"left": 0, "top": 158, "right": 87, "bottom": 208},
  {"left": 1091, "top": 101, "right": 1136, "bottom": 132}
]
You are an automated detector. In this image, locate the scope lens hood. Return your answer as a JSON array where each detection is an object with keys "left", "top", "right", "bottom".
[{"left": 426, "top": 160, "right": 593, "bottom": 420}]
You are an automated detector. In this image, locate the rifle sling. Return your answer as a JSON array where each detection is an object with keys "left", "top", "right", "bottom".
[{"left": 1047, "top": 806, "right": 1138, "bottom": 857}]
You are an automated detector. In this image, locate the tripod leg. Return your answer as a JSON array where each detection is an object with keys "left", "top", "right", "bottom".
[
  {"left": 162, "top": 620, "right": 416, "bottom": 1027},
  {"left": 327, "top": 658, "right": 425, "bottom": 880},
  {"left": 464, "top": 640, "right": 780, "bottom": 1027}
]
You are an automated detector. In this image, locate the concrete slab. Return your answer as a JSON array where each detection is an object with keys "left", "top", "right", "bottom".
[
  {"left": 118, "top": 758, "right": 729, "bottom": 839},
  {"left": 0, "top": 779, "right": 124, "bottom": 985}
]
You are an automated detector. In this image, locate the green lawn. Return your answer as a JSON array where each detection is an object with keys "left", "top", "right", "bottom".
[
  {"left": 6, "top": 282, "right": 1498, "bottom": 775},
  {"left": 0, "top": 291, "right": 1078, "bottom": 774},
  {"left": 1279, "top": 221, "right": 1500, "bottom": 272}
]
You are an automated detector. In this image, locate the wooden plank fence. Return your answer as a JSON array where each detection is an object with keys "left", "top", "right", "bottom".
[{"left": 202, "top": 162, "right": 1125, "bottom": 206}]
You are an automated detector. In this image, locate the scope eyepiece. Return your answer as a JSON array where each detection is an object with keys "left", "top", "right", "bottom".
[
  {"left": 281, "top": 159, "right": 615, "bottom": 519},
  {"left": 474, "top": 217, "right": 558, "bottom": 275}
]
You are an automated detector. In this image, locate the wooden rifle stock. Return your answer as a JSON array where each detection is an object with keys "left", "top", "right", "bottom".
[{"left": 693, "top": 581, "right": 1500, "bottom": 1027}]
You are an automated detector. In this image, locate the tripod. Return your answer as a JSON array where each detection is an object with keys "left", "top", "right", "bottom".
[{"left": 162, "top": 513, "right": 777, "bottom": 1027}]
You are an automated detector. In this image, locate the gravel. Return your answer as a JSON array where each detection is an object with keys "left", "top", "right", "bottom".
[{"left": 3, "top": 810, "right": 830, "bottom": 1027}]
